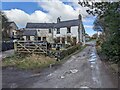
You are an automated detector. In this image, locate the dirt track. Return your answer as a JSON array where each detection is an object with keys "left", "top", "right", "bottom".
[{"left": 2, "top": 41, "right": 118, "bottom": 88}]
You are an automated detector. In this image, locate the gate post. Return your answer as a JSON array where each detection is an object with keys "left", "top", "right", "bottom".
[{"left": 14, "top": 40, "right": 17, "bottom": 52}]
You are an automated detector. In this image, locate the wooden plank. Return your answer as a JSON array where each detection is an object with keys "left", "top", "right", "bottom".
[{"left": 15, "top": 41, "right": 48, "bottom": 54}]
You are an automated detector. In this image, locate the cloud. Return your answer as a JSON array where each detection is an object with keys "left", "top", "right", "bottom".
[
  {"left": 4, "top": 9, "right": 50, "bottom": 27},
  {"left": 4, "top": 9, "right": 29, "bottom": 27},
  {"left": 84, "top": 25, "right": 93, "bottom": 28},
  {"left": 4, "top": 0, "right": 92, "bottom": 28}
]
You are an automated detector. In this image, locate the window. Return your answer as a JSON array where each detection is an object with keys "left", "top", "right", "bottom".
[
  {"left": 38, "top": 37, "right": 41, "bottom": 41},
  {"left": 26, "top": 36, "right": 30, "bottom": 40},
  {"left": 43, "top": 37, "right": 46, "bottom": 41},
  {"left": 57, "top": 28, "right": 60, "bottom": 34},
  {"left": 67, "top": 27, "right": 71, "bottom": 33},
  {"left": 12, "top": 32, "right": 14, "bottom": 36},
  {"left": 49, "top": 29, "right": 52, "bottom": 33}
]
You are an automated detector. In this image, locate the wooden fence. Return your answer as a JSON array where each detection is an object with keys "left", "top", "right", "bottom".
[{"left": 14, "top": 41, "right": 47, "bottom": 54}]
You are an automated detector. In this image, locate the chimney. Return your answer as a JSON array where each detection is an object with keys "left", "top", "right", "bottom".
[
  {"left": 57, "top": 17, "right": 61, "bottom": 23},
  {"left": 78, "top": 14, "right": 82, "bottom": 20}
]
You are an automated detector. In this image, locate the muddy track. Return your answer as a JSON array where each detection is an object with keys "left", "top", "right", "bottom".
[{"left": 2, "top": 41, "right": 118, "bottom": 88}]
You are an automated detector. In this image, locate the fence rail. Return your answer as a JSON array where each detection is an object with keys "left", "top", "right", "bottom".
[{"left": 15, "top": 41, "right": 47, "bottom": 54}]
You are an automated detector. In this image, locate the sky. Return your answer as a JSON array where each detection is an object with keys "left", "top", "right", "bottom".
[{"left": 2, "top": 1, "right": 97, "bottom": 36}]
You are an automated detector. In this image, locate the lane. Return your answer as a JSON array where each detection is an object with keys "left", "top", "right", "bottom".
[{"left": 30, "top": 41, "right": 118, "bottom": 88}]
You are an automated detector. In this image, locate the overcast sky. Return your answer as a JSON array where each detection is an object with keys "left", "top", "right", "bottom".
[{"left": 2, "top": 0, "right": 97, "bottom": 36}]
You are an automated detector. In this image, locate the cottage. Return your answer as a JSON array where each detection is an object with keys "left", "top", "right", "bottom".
[
  {"left": 22, "top": 14, "right": 86, "bottom": 45},
  {"left": 6, "top": 22, "right": 19, "bottom": 39}
]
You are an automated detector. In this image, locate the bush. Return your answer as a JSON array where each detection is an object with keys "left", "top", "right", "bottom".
[
  {"left": 59, "top": 44, "right": 81, "bottom": 59},
  {"left": 101, "top": 38, "right": 120, "bottom": 63}
]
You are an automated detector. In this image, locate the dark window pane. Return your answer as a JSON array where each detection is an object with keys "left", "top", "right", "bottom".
[
  {"left": 38, "top": 37, "right": 41, "bottom": 40},
  {"left": 57, "top": 28, "right": 60, "bottom": 34},
  {"left": 43, "top": 37, "right": 46, "bottom": 41},
  {"left": 67, "top": 27, "right": 71, "bottom": 33},
  {"left": 49, "top": 29, "right": 52, "bottom": 33}
]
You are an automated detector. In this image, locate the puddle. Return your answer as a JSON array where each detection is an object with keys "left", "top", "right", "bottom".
[
  {"left": 88, "top": 50, "right": 102, "bottom": 87},
  {"left": 67, "top": 59, "right": 73, "bottom": 63},
  {"left": 59, "top": 69, "right": 78, "bottom": 79},
  {"left": 47, "top": 73, "right": 52, "bottom": 77},
  {"left": 71, "top": 56, "right": 76, "bottom": 59},
  {"left": 89, "top": 58, "right": 96, "bottom": 62},
  {"left": 70, "top": 69, "right": 78, "bottom": 74},
  {"left": 30, "top": 73, "right": 41, "bottom": 77},
  {"left": 90, "top": 65, "right": 94, "bottom": 68},
  {"left": 80, "top": 86, "right": 89, "bottom": 88},
  {"left": 60, "top": 75, "right": 65, "bottom": 79}
]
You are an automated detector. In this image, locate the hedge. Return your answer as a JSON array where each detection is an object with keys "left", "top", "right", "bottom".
[{"left": 58, "top": 44, "right": 81, "bottom": 60}]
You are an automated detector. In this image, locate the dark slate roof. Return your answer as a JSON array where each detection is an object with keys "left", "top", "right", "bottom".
[
  {"left": 26, "top": 19, "right": 80, "bottom": 29},
  {"left": 6, "top": 21, "right": 18, "bottom": 29},
  {"left": 55, "top": 19, "right": 80, "bottom": 28},
  {"left": 26, "top": 23, "right": 55, "bottom": 28},
  {"left": 7, "top": 21, "right": 15, "bottom": 25},
  {"left": 23, "top": 30, "right": 37, "bottom": 36}
]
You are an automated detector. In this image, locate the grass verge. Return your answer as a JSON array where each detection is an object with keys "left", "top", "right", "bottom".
[
  {"left": 2, "top": 45, "right": 86, "bottom": 70},
  {"left": 2, "top": 54, "right": 56, "bottom": 70}
]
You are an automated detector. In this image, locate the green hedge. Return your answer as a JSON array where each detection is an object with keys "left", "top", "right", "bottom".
[{"left": 59, "top": 44, "right": 81, "bottom": 59}]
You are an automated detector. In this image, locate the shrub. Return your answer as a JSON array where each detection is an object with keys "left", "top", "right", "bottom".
[
  {"left": 59, "top": 44, "right": 81, "bottom": 59},
  {"left": 101, "top": 38, "right": 120, "bottom": 63}
]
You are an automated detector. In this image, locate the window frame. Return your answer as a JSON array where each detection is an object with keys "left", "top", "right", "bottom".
[
  {"left": 49, "top": 28, "right": 52, "bottom": 33},
  {"left": 57, "top": 28, "right": 60, "bottom": 34},
  {"left": 67, "top": 27, "right": 71, "bottom": 33}
]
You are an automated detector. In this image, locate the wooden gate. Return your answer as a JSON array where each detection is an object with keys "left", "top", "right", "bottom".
[{"left": 14, "top": 41, "right": 47, "bottom": 54}]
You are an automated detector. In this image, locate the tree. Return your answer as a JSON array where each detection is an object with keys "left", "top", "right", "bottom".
[
  {"left": 78, "top": 1, "right": 120, "bottom": 63},
  {"left": 0, "top": 11, "right": 10, "bottom": 39}
]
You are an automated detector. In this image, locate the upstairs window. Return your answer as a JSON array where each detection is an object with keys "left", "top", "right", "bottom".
[
  {"left": 38, "top": 37, "right": 41, "bottom": 41},
  {"left": 67, "top": 27, "right": 71, "bottom": 33},
  {"left": 43, "top": 37, "right": 46, "bottom": 41},
  {"left": 57, "top": 28, "right": 60, "bottom": 34},
  {"left": 49, "top": 29, "right": 52, "bottom": 33}
]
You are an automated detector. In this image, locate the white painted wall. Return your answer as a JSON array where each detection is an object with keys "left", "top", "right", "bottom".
[
  {"left": 30, "top": 36, "right": 35, "bottom": 41},
  {"left": 71, "top": 26, "right": 79, "bottom": 43},
  {"left": 37, "top": 29, "right": 49, "bottom": 37},
  {"left": 37, "top": 29, "right": 54, "bottom": 42},
  {"left": 23, "top": 36, "right": 26, "bottom": 41},
  {"left": 53, "top": 26, "right": 79, "bottom": 43},
  {"left": 24, "top": 25, "right": 84, "bottom": 44}
]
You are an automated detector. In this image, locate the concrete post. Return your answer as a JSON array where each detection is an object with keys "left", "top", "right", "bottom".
[
  {"left": 80, "top": 22, "right": 82, "bottom": 43},
  {"left": 78, "top": 25, "right": 80, "bottom": 43},
  {"left": 83, "top": 35, "right": 86, "bottom": 46}
]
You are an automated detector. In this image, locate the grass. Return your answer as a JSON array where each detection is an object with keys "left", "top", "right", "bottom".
[
  {"left": 2, "top": 54, "right": 56, "bottom": 70},
  {"left": 2, "top": 45, "right": 86, "bottom": 70}
]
